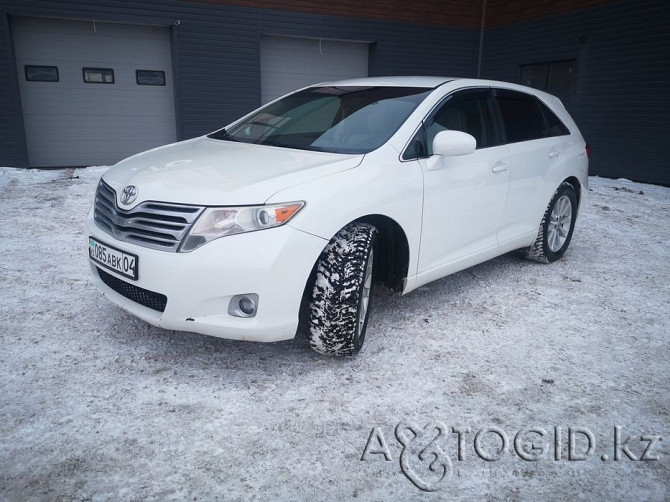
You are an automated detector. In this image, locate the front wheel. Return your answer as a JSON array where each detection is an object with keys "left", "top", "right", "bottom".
[
  {"left": 524, "top": 182, "right": 578, "bottom": 263},
  {"left": 306, "top": 222, "right": 378, "bottom": 356}
]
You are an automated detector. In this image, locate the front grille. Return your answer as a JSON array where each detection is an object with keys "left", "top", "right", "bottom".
[
  {"left": 97, "top": 267, "right": 168, "bottom": 312},
  {"left": 94, "top": 180, "right": 204, "bottom": 252}
]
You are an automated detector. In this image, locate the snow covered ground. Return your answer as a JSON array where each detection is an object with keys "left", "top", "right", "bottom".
[{"left": 0, "top": 166, "right": 668, "bottom": 501}]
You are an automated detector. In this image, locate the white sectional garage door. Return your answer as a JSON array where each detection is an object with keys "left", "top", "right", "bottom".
[
  {"left": 13, "top": 17, "right": 176, "bottom": 167},
  {"left": 260, "top": 36, "right": 369, "bottom": 104}
]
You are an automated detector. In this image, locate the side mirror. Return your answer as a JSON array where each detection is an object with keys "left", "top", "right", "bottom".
[{"left": 432, "top": 130, "right": 476, "bottom": 157}]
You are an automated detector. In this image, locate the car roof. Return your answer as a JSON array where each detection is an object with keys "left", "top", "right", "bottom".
[
  {"left": 310, "top": 76, "right": 566, "bottom": 109},
  {"left": 315, "top": 76, "right": 457, "bottom": 88}
]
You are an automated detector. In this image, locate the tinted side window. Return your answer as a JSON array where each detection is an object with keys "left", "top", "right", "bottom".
[
  {"left": 496, "top": 90, "right": 546, "bottom": 143},
  {"left": 426, "top": 89, "right": 495, "bottom": 153},
  {"left": 402, "top": 124, "right": 427, "bottom": 160},
  {"left": 538, "top": 101, "right": 570, "bottom": 136}
]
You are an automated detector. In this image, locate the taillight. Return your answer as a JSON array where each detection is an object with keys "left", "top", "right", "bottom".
[{"left": 585, "top": 144, "right": 591, "bottom": 158}]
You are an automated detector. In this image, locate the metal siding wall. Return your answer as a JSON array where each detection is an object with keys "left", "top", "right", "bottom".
[
  {"left": 171, "top": 10, "right": 260, "bottom": 137},
  {"left": 0, "top": 12, "right": 27, "bottom": 167},
  {"left": 0, "top": 0, "right": 479, "bottom": 167},
  {"left": 481, "top": 0, "right": 670, "bottom": 185},
  {"left": 2, "top": 0, "right": 668, "bottom": 184},
  {"left": 177, "top": 7, "right": 477, "bottom": 136},
  {"left": 256, "top": 8, "right": 476, "bottom": 78}
]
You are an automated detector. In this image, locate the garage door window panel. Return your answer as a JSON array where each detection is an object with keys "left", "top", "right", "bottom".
[
  {"left": 25, "top": 65, "right": 59, "bottom": 82},
  {"left": 83, "top": 67, "right": 115, "bottom": 84},
  {"left": 136, "top": 70, "right": 166, "bottom": 86}
]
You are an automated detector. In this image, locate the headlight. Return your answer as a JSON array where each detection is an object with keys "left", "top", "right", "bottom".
[{"left": 179, "top": 202, "right": 305, "bottom": 252}]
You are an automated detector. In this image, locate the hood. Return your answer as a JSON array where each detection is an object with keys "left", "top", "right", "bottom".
[{"left": 102, "top": 136, "right": 364, "bottom": 207}]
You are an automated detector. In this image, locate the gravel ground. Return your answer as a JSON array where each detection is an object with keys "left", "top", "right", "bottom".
[{"left": 0, "top": 166, "right": 668, "bottom": 501}]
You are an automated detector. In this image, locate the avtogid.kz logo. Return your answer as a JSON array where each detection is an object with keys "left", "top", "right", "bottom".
[
  {"left": 361, "top": 421, "right": 663, "bottom": 492},
  {"left": 395, "top": 421, "right": 452, "bottom": 491}
]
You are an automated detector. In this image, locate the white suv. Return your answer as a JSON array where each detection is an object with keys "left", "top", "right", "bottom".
[{"left": 86, "top": 77, "right": 589, "bottom": 356}]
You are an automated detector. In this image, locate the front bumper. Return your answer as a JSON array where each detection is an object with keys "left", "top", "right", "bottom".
[{"left": 86, "top": 208, "right": 327, "bottom": 342}]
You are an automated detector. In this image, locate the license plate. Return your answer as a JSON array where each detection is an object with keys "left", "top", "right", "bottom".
[{"left": 89, "top": 237, "right": 138, "bottom": 280}]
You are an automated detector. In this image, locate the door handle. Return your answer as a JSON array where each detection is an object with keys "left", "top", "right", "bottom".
[
  {"left": 548, "top": 150, "right": 560, "bottom": 158},
  {"left": 491, "top": 161, "right": 509, "bottom": 173}
]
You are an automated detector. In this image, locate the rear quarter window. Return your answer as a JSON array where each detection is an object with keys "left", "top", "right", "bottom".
[
  {"left": 496, "top": 89, "right": 547, "bottom": 143},
  {"left": 538, "top": 101, "right": 571, "bottom": 136}
]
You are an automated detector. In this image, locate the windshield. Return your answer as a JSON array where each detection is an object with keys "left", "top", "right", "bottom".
[{"left": 208, "top": 86, "right": 432, "bottom": 154}]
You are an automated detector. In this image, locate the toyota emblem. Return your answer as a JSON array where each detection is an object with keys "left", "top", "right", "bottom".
[{"left": 120, "top": 185, "right": 138, "bottom": 205}]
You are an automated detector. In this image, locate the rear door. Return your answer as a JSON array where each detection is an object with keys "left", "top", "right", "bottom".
[{"left": 493, "top": 89, "right": 564, "bottom": 246}]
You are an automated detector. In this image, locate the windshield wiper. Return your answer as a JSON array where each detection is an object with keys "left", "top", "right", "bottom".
[{"left": 261, "top": 140, "right": 331, "bottom": 152}]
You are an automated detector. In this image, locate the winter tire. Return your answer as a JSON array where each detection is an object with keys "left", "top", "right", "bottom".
[
  {"left": 307, "top": 222, "right": 378, "bottom": 356},
  {"left": 524, "top": 182, "right": 578, "bottom": 263}
]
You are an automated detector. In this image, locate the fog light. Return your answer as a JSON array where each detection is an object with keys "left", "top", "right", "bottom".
[
  {"left": 239, "top": 297, "right": 255, "bottom": 315},
  {"left": 228, "top": 294, "right": 259, "bottom": 318}
]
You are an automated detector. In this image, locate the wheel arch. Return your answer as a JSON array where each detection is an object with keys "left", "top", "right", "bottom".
[
  {"left": 563, "top": 176, "right": 582, "bottom": 209},
  {"left": 301, "top": 214, "right": 409, "bottom": 303},
  {"left": 356, "top": 214, "right": 410, "bottom": 293}
]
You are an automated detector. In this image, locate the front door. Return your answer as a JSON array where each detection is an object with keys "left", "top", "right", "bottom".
[{"left": 418, "top": 88, "right": 511, "bottom": 275}]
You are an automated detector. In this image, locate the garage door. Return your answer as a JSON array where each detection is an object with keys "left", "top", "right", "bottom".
[
  {"left": 12, "top": 17, "right": 176, "bottom": 167},
  {"left": 260, "top": 36, "right": 369, "bottom": 104}
]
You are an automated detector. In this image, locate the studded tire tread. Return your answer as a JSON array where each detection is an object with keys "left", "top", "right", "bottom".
[
  {"left": 524, "top": 182, "right": 578, "bottom": 263},
  {"left": 307, "top": 223, "right": 377, "bottom": 357}
]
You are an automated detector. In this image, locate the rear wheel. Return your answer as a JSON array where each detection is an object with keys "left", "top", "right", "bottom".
[
  {"left": 306, "top": 222, "right": 378, "bottom": 356},
  {"left": 524, "top": 182, "right": 578, "bottom": 263}
]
